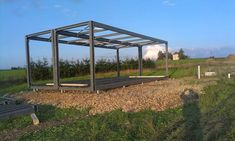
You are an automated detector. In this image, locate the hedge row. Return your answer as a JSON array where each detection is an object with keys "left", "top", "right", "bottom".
[{"left": 31, "top": 58, "right": 156, "bottom": 80}]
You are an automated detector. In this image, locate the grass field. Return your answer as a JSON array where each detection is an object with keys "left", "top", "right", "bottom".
[
  {"left": 0, "top": 78, "right": 234, "bottom": 140},
  {"left": 0, "top": 58, "right": 207, "bottom": 95},
  {"left": 0, "top": 58, "right": 234, "bottom": 140},
  {"left": 0, "top": 67, "right": 196, "bottom": 95},
  {"left": 0, "top": 69, "right": 26, "bottom": 81},
  {"left": 1, "top": 57, "right": 234, "bottom": 95}
]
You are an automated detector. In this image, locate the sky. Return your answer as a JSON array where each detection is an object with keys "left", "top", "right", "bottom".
[{"left": 0, "top": 0, "right": 235, "bottom": 69}]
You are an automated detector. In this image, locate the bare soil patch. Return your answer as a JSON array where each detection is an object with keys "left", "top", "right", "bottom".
[{"left": 15, "top": 78, "right": 213, "bottom": 115}]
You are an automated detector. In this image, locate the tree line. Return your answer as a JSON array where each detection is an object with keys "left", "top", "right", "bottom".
[
  {"left": 158, "top": 48, "right": 189, "bottom": 60},
  {"left": 30, "top": 58, "right": 156, "bottom": 80}
]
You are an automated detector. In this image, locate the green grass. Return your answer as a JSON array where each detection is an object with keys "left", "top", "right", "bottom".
[
  {"left": 154, "top": 78, "right": 235, "bottom": 141},
  {"left": 0, "top": 105, "right": 89, "bottom": 132},
  {"left": 0, "top": 69, "right": 27, "bottom": 95},
  {"left": 17, "top": 108, "right": 182, "bottom": 141},
  {"left": 0, "top": 58, "right": 205, "bottom": 81},
  {"left": 1, "top": 58, "right": 234, "bottom": 140},
  {"left": 156, "top": 58, "right": 207, "bottom": 66},
  {"left": 156, "top": 58, "right": 227, "bottom": 67},
  {"left": 0, "top": 58, "right": 226, "bottom": 82},
  {"left": 0, "top": 59, "right": 234, "bottom": 140},
  {"left": 0, "top": 83, "right": 27, "bottom": 95},
  {"left": 0, "top": 78, "right": 229, "bottom": 140},
  {"left": 0, "top": 69, "right": 26, "bottom": 81},
  {"left": 0, "top": 66, "right": 196, "bottom": 96},
  {"left": 1, "top": 57, "right": 232, "bottom": 97}
]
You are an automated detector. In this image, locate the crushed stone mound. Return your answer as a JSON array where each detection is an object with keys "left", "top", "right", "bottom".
[{"left": 15, "top": 78, "right": 207, "bottom": 115}]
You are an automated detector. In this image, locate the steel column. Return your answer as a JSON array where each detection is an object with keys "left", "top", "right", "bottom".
[
  {"left": 89, "top": 21, "right": 96, "bottom": 91},
  {"left": 25, "top": 37, "right": 31, "bottom": 88},
  {"left": 138, "top": 46, "right": 143, "bottom": 76},
  {"left": 116, "top": 48, "right": 120, "bottom": 77},
  {"left": 165, "top": 42, "right": 169, "bottom": 76},
  {"left": 51, "top": 30, "right": 60, "bottom": 89}
]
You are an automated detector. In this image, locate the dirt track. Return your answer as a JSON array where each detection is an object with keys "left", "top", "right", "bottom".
[{"left": 16, "top": 77, "right": 212, "bottom": 115}]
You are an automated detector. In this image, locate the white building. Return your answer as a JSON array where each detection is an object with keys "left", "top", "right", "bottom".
[{"left": 173, "top": 53, "right": 179, "bottom": 60}]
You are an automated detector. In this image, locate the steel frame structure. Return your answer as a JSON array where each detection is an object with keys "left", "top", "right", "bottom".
[{"left": 25, "top": 21, "right": 168, "bottom": 92}]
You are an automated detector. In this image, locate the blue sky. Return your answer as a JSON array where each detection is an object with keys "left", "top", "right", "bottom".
[{"left": 0, "top": 0, "right": 235, "bottom": 69}]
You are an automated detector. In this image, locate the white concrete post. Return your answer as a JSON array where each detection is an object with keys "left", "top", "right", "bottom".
[
  {"left": 228, "top": 73, "right": 231, "bottom": 79},
  {"left": 198, "top": 65, "right": 201, "bottom": 79}
]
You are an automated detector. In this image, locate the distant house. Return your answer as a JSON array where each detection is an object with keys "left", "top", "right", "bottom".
[{"left": 173, "top": 53, "right": 179, "bottom": 60}]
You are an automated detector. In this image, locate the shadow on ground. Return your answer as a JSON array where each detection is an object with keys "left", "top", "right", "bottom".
[
  {"left": 181, "top": 90, "right": 203, "bottom": 141},
  {"left": 153, "top": 89, "right": 203, "bottom": 141}
]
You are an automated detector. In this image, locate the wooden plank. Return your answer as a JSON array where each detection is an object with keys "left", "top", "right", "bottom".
[
  {"left": 129, "top": 76, "right": 166, "bottom": 78},
  {"left": 46, "top": 83, "right": 88, "bottom": 87}
]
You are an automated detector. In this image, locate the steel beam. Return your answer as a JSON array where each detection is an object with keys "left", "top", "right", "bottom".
[
  {"left": 28, "top": 36, "right": 51, "bottom": 42},
  {"left": 165, "top": 42, "right": 169, "bottom": 76},
  {"left": 117, "top": 45, "right": 135, "bottom": 49},
  {"left": 25, "top": 37, "right": 31, "bottom": 88},
  {"left": 26, "top": 30, "right": 51, "bottom": 38},
  {"left": 58, "top": 35, "right": 68, "bottom": 39},
  {"left": 138, "top": 46, "right": 143, "bottom": 76},
  {"left": 136, "top": 41, "right": 155, "bottom": 45},
  {"left": 93, "top": 21, "right": 167, "bottom": 44},
  {"left": 51, "top": 30, "right": 60, "bottom": 89},
  {"left": 109, "top": 35, "right": 133, "bottom": 41},
  {"left": 89, "top": 21, "right": 96, "bottom": 92},
  {"left": 78, "top": 28, "right": 106, "bottom": 35},
  {"left": 67, "top": 38, "right": 86, "bottom": 43},
  {"left": 116, "top": 48, "right": 120, "bottom": 77},
  {"left": 66, "top": 32, "right": 123, "bottom": 43},
  {"left": 29, "top": 36, "right": 117, "bottom": 50},
  {"left": 57, "top": 28, "right": 106, "bottom": 40},
  {"left": 96, "top": 32, "right": 122, "bottom": 38},
  {"left": 57, "top": 30, "right": 141, "bottom": 47},
  {"left": 126, "top": 38, "right": 147, "bottom": 43},
  {"left": 140, "top": 42, "right": 160, "bottom": 46}
]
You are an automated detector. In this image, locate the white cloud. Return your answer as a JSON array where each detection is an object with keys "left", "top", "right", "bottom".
[
  {"left": 162, "top": 0, "right": 176, "bottom": 6},
  {"left": 143, "top": 44, "right": 168, "bottom": 60}
]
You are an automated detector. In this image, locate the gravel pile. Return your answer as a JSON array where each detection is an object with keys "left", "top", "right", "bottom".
[{"left": 16, "top": 78, "right": 204, "bottom": 115}]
